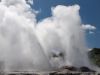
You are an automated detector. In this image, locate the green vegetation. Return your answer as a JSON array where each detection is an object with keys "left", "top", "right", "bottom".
[{"left": 89, "top": 48, "right": 100, "bottom": 67}]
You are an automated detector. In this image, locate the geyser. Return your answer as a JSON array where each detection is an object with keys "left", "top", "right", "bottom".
[
  {"left": 0, "top": 0, "right": 95, "bottom": 72},
  {"left": 36, "top": 5, "right": 91, "bottom": 69}
]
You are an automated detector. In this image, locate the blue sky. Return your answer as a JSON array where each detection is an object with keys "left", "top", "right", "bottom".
[{"left": 32, "top": 0, "right": 100, "bottom": 48}]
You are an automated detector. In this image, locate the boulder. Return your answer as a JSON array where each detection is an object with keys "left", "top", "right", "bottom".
[
  {"left": 60, "top": 66, "right": 78, "bottom": 71},
  {"left": 80, "top": 66, "right": 95, "bottom": 72}
]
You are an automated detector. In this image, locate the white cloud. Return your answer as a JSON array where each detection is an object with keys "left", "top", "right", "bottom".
[
  {"left": 82, "top": 24, "right": 96, "bottom": 34},
  {"left": 89, "top": 31, "right": 94, "bottom": 34},
  {"left": 27, "top": 0, "right": 33, "bottom": 5},
  {"left": 82, "top": 24, "right": 96, "bottom": 30}
]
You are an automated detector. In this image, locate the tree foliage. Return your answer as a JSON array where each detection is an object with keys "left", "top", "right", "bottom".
[{"left": 89, "top": 48, "right": 100, "bottom": 67}]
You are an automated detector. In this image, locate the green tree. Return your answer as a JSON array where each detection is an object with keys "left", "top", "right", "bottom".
[{"left": 89, "top": 48, "right": 100, "bottom": 67}]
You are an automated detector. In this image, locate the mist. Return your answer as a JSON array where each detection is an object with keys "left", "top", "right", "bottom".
[{"left": 0, "top": 0, "right": 99, "bottom": 72}]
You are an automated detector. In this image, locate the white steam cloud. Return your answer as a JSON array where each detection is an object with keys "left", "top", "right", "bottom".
[
  {"left": 36, "top": 5, "right": 92, "bottom": 68},
  {"left": 0, "top": 0, "right": 53, "bottom": 72},
  {"left": 0, "top": 0, "right": 99, "bottom": 72}
]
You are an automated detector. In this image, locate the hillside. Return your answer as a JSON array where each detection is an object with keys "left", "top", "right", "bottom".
[{"left": 89, "top": 48, "right": 100, "bottom": 67}]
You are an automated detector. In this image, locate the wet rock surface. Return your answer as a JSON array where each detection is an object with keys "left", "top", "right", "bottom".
[
  {"left": 49, "top": 66, "right": 97, "bottom": 75},
  {"left": 79, "top": 66, "right": 95, "bottom": 72},
  {"left": 0, "top": 66, "right": 98, "bottom": 75},
  {"left": 59, "top": 66, "right": 95, "bottom": 72}
]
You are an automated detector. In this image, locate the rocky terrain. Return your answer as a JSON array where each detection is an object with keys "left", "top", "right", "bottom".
[{"left": 0, "top": 66, "right": 98, "bottom": 75}]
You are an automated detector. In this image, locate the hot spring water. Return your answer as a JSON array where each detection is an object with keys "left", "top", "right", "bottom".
[{"left": 0, "top": 0, "right": 98, "bottom": 72}]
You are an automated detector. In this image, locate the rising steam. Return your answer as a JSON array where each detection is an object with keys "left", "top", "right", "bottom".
[{"left": 0, "top": 0, "right": 99, "bottom": 72}]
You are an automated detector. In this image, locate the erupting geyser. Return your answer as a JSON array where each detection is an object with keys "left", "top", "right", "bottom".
[{"left": 0, "top": 0, "right": 96, "bottom": 72}]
